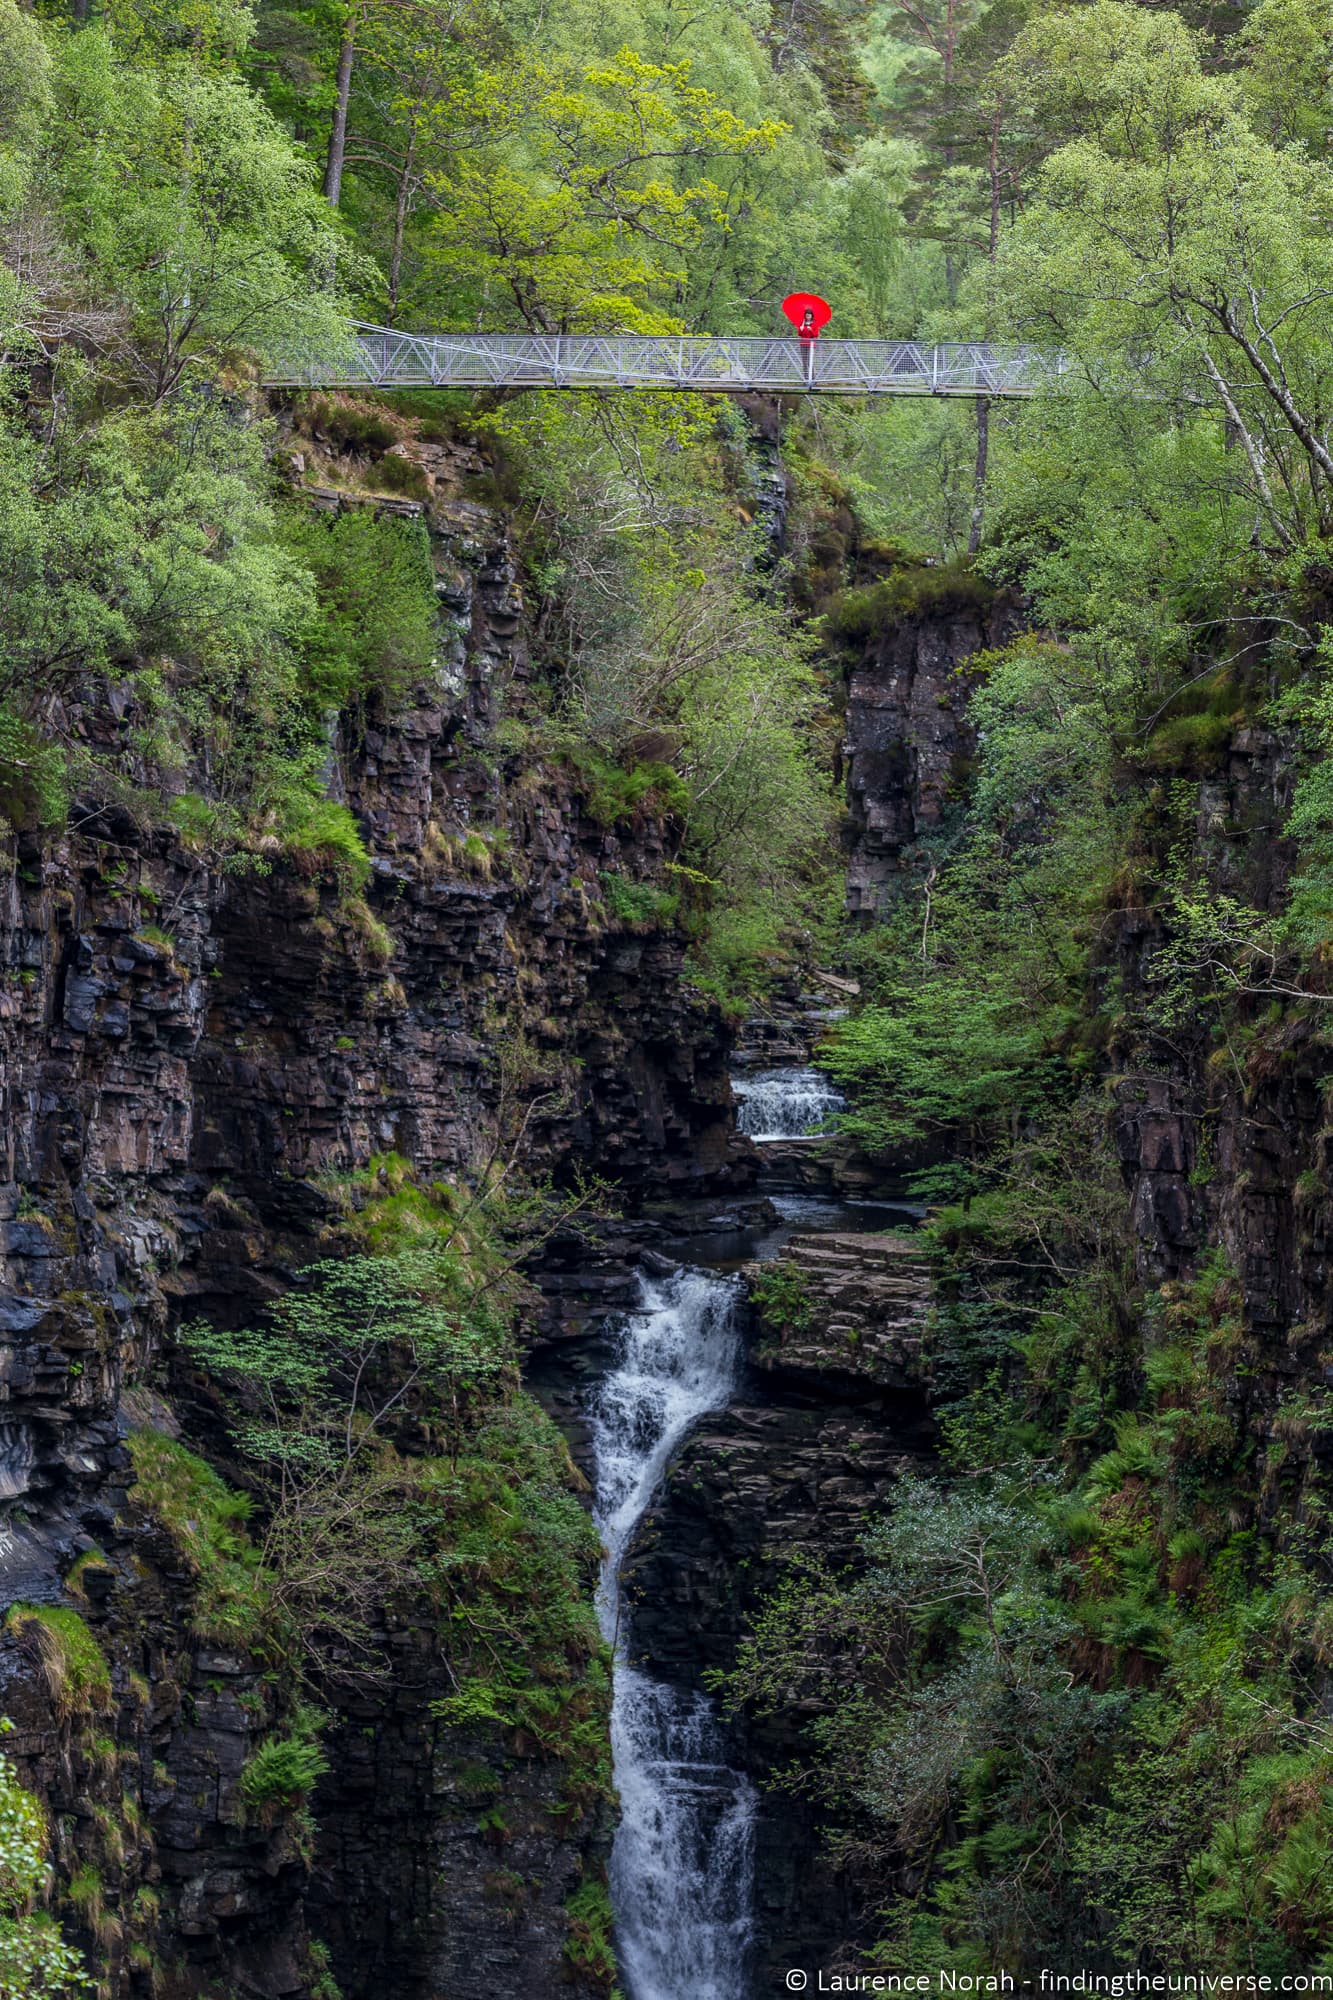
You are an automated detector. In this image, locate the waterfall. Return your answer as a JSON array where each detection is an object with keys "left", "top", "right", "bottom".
[
  {"left": 733, "top": 1065, "right": 845, "bottom": 1141},
  {"left": 591, "top": 1270, "right": 758, "bottom": 2000}
]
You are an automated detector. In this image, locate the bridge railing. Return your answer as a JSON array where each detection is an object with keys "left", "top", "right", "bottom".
[{"left": 265, "top": 324, "right": 1066, "bottom": 398}]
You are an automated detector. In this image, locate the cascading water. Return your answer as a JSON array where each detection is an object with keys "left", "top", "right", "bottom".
[
  {"left": 591, "top": 1270, "right": 758, "bottom": 2000},
  {"left": 732, "top": 1065, "right": 845, "bottom": 1141}
]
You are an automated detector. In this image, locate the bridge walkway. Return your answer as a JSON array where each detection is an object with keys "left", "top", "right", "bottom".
[{"left": 265, "top": 324, "right": 1066, "bottom": 398}]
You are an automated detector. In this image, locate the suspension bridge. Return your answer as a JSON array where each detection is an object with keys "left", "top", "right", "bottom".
[{"left": 265, "top": 323, "right": 1066, "bottom": 398}]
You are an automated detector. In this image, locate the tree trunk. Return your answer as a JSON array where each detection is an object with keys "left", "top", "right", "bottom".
[
  {"left": 323, "top": 14, "right": 358, "bottom": 207},
  {"left": 387, "top": 131, "right": 417, "bottom": 323},
  {"left": 968, "top": 103, "right": 1002, "bottom": 555},
  {"left": 968, "top": 394, "right": 989, "bottom": 554}
]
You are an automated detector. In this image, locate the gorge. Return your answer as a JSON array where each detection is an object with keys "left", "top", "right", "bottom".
[
  {"left": 0, "top": 408, "right": 976, "bottom": 1995},
  {"left": 8, "top": 381, "right": 1333, "bottom": 1994},
  {"left": 12, "top": 0, "right": 1333, "bottom": 1987}
]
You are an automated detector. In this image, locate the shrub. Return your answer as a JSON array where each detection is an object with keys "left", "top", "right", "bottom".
[
  {"left": 420, "top": 1397, "right": 612, "bottom": 1808},
  {"left": 462, "top": 830, "right": 494, "bottom": 877},
  {"left": 563, "top": 1876, "right": 617, "bottom": 1983},
  {"left": 1141, "top": 708, "right": 1236, "bottom": 776},
  {"left": 598, "top": 871, "right": 678, "bottom": 929},
  {"left": 0, "top": 708, "right": 69, "bottom": 834},
  {"left": 241, "top": 1711, "right": 329, "bottom": 1808},
  {"left": 305, "top": 398, "right": 398, "bottom": 454},
  {"left": 372, "top": 456, "right": 430, "bottom": 502},
  {"left": 278, "top": 504, "right": 437, "bottom": 712},
  {"left": 276, "top": 796, "right": 372, "bottom": 894},
  {"left": 749, "top": 1261, "right": 814, "bottom": 1335},
  {"left": 566, "top": 749, "right": 689, "bottom": 828},
  {"left": 823, "top": 558, "right": 993, "bottom": 644},
  {"left": 306, "top": 1937, "right": 343, "bottom": 2000},
  {"left": 0, "top": 1746, "right": 87, "bottom": 1998}
]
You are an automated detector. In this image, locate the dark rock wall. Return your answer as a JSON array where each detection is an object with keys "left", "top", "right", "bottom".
[
  {"left": 842, "top": 589, "right": 1019, "bottom": 917},
  {"left": 0, "top": 441, "right": 744, "bottom": 1998},
  {"left": 1103, "top": 721, "right": 1333, "bottom": 1522}
]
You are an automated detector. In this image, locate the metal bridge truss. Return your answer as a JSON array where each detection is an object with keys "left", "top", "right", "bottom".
[{"left": 267, "top": 324, "right": 1065, "bottom": 398}]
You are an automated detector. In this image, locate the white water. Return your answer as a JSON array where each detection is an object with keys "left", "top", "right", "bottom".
[
  {"left": 732, "top": 1064, "right": 845, "bottom": 1141},
  {"left": 591, "top": 1270, "right": 758, "bottom": 2000}
]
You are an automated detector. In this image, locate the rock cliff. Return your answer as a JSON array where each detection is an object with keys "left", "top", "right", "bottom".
[
  {"left": 840, "top": 576, "right": 1019, "bottom": 918},
  {"left": 0, "top": 435, "right": 745, "bottom": 1999}
]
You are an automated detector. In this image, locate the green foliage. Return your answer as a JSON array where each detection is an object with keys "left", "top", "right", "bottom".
[
  {"left": 1277, "top": 626, "right": 1333, "bottom": 956},
  {"left": 0, "top": 395, "right": 291, "bottom": 713},
  {"left": 275, "top": 506, "right": 438, "bottom": 712},
  {"left": 563, "top": 1876, "right": 618, "bottom": 1984},
  {"left": 1, "top": 0, "right": 855, "bottom": 1028},
  {"left": 824, "top": 559, "right": 993, "bottom": 645},
  {"left": 305, "top": 1937, "right": 342, "bottom": 2000},
  {"left": 987, "top": 0, "right": 1333, "bottom": 547},
  {"left": 424, "top": 45, "right": 788, "bottom": 334},
  {"left": 598, "top": 871, "right": 677, "bottom": 930},
  {"left": 175, "top": 1164, "right": 607, "bottom": 1710},
  {"left": 1141, "top": 708, "right": 1237, "bottom": 777},
  {"left": 241, "top": 1709, "right": 329, "bottom": 1808},
  {"left": 125, "top": 1430, "right": 274, "bottom": 1652},
  {"left": 0, "top": 0, "right": 440, "bottom": 864},
  {"left": 825, "top": 639, "right": 1121, "bottom": 1170},
  {"left": 182, "top": 1244, "right": 512, "bottom": 1472},
  {"left": 480, "top": 388, "right": 837, "bottom": 1005},
  {"left": 722, "top": 1473, "right": 1127, "bottom": 1968},
  {"left": 46, "top": 26, "right": 352, "bottom": 396},
  {"left": 0, "top": 2, "right": 51, "bottom": 226},
  {"left": 65, "top": 1865, "right": 103, "bottom": 1927},
  {"left": 832, "top": 402, "right": 990, "bottom": 560},
  {"left": 272, "top": 796, "right": 371, "bottom": 894},
  {"left": 422, "top": 1396, "right": 612, "bottom": 1811},
  {"left": 733, "top": 1061, "right": 1333, "bottom": 1975},
  {"left": 4, "top": 1608, "right": 111, "bottom": 1719},
  {"left": 0, "top": 382, "right": 409, "bottom": 874},
  {"left": 1071, "top": 1664, "right": 1333, "bottom": 1969},
  {"left": 338, "top": 894, "right": 394, "bottom": 962},
  {"left": 0, "top": 709, "right": 67, "bottom": 835},
  {"left": 566, "top": 751, "right": 688, "bottom": 829},
  {"left": 303, "top": 399, "right": 398, "bottom": 455},
  {"left": 0, "top": 1744, "right": 87, "bottom": 1999},
  {"left": 748, "top": 1261, "right": 815, "bottom": 1335}
]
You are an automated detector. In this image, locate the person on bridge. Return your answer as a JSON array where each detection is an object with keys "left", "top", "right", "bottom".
[{"left": 781, "top": 290, "right": 831, "bottom": 385}]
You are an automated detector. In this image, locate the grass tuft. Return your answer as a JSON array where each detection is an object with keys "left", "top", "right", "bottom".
[{"left": 5, "top": 1605, "right": 112, "bottom": 1718}]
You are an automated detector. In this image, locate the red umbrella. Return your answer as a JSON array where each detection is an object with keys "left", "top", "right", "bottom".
[{"left": 782, "top": 292, "right": 832, "bottom": 338}]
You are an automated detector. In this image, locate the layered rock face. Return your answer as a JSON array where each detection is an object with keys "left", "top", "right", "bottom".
[
  {"left": 842, "top": 583, "right": 1019, "bottom": 917},
  {"left": 0, "top": 439, "right": 744, "bottom": 1998},
  {"left": 1101, "top": 722, "right": 1333, "bottom": 1515}
]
